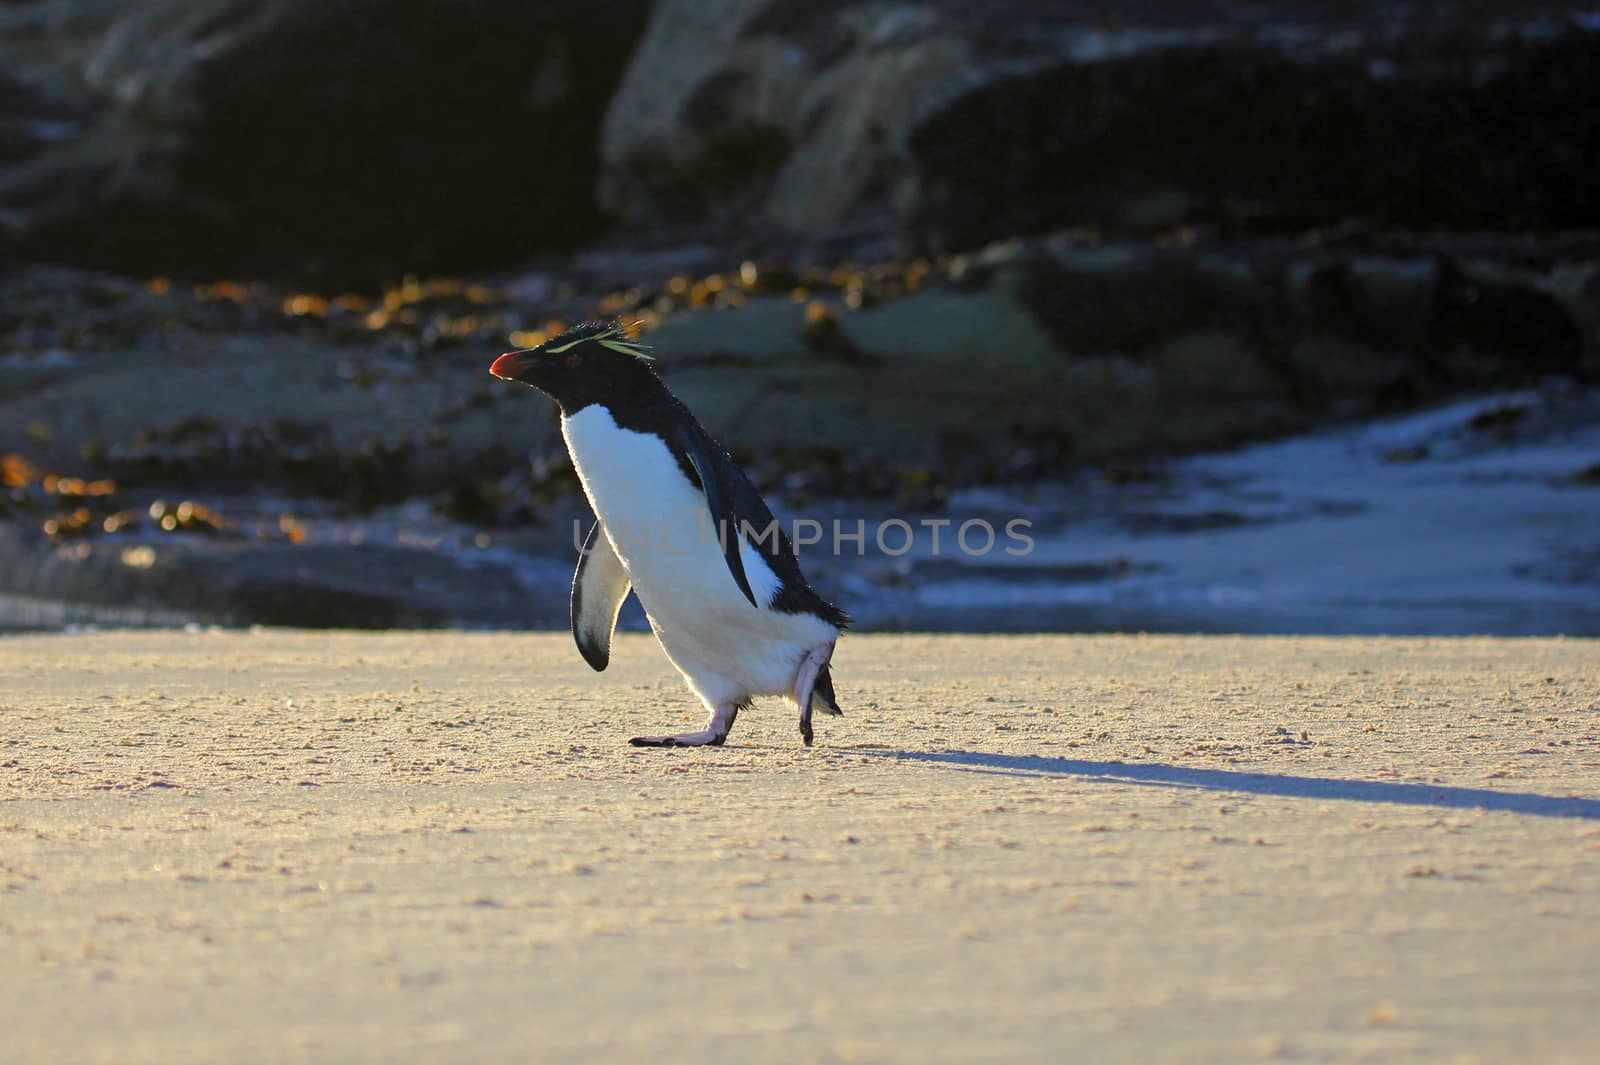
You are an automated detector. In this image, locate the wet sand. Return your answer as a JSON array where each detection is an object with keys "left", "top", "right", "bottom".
[{"left": 3, "top": 631, "right": 1598, "bottom": 1063}]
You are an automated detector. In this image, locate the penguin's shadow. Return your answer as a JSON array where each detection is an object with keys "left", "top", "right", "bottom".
[{"left": 845, "top": 748, "right": 1600, "bottom": 821}]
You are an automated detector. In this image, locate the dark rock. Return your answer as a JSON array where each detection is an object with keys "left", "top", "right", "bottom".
[
  {"left": 597, "top": 1, "right": 1599, "bottom": 257},
  {"left": 1016, "top": 245, "right": 1273, "bottom": 356},
  {"left": 1, "top": 0, "right": 649, "bottom": 284},
  {"left": 1466, "top": 403, "right": 1531, "bottom": 438},
  {"left": 4, "top": 236, "right": 1595, "bottom": 512},
  {"left": 1429, "top": 258, "right": 1584, "bottom": 381},
  {"left": 906, "top": 21, "right": 1600, "bottom": 252},
  {"left": 0, "top": 523, "right": 567, "bottom": 629},
  {"left": 649, "top": 231, "right": 1595, "bottom": 467},
  {"left": 800, "top": 305, "right": 874, "bottom": 364}
]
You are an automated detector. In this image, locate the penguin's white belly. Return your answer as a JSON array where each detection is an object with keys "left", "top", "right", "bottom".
[{"left": 562, "top": 406, "right": 835, "bottom": 704}]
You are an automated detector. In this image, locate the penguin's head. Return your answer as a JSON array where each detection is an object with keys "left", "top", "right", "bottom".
[{"left": 489, "top": 320, "right": 657, "bottom": 410}]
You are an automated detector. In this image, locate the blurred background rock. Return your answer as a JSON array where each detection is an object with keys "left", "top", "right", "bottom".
[{"left": 2, "top": 0, "right": 1598, "bottom": 633}]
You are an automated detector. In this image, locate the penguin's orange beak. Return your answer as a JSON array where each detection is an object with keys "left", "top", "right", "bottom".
[{"left": 490, "top": 349, "right": 535, "bottom": 380}]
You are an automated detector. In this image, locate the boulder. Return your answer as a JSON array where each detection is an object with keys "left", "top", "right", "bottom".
[
  {"left": 597, "top": 2, "right": 1599, "bottom": 255},
  {"left": 3, "top": 228, "right": 1592, "bottom": 486},
  {"left": 0, "top": 525, "right": 570, "bottom": 629},
  {"left": 906, "top": 20, "right": 1600, "bottom": 252},
  {"left": 599, "top": 1, "right": 968, "bottom": 238},
  {"left": 0, "top": 0, "right": 649, "bottom": 283},
  {"left": 639, "top": 233, "right": 1594, "bottom": 468}
]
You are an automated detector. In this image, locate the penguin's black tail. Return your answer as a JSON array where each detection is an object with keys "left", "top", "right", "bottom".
[{"left": 812, "top": 664, "right": 842, "bottom": 717}]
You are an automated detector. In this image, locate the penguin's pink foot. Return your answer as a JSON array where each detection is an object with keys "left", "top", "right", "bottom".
[{"left": 630, "top": 701, "right": 740, "bottom": 748}]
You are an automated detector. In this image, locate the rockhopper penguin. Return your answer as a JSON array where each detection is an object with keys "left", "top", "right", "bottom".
[{"left": 489, "top": 321, "right": 849, "bottom": 747}]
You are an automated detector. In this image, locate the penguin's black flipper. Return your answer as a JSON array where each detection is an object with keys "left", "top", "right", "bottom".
[
  {"left": 571, "top": 521, "right": 632, "bottom": 671},
  {"left": 674, "top": 424, "right": 759, "bottom": 609}
]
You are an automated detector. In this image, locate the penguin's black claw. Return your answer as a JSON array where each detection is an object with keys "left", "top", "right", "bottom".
[
  {"left": 631, "top": 733, "right": 732, "bottom": 748},
  {"left": 800, "top": 724, "right": 814, "bottom": 747}
]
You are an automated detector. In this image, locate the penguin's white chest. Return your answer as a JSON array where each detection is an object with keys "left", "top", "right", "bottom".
[{"left": 561, "top": 406, "right": 833, "bottom": 701}]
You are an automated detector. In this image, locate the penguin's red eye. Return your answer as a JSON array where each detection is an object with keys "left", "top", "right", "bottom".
[{"left": 565, "top": 354, "right": 581, "bottom": 368}]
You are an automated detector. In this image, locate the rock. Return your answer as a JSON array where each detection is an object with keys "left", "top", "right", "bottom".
[
  {"left": 6, "top": 226, "right": 1594, "bottom": 489},
  {"left": 0, "top": 0, "right": 649, "bottom": 282},
  {"left": 10, "top": 1, "right": 1595, "bottom": 279},
  {"left": 0, "top": 523, "right": 569, "bottom": 629},
  {"left": 1550, "top": 262, "right": 1600, "bottom": 378},
  {"left": 639, "top": 232, "right": 1595, "bottom": 467},
  {"left": 598, "top": 0, "right": 983, "bottom": 241},
  {"left": 597, "top": 2, "right": 1598, "bottom": 257},
  {"left": 905, "top": 16, "right": 1600, "bottom": 252},
  {"left": 597, "top": 0, "right": 772, "bottom": 222}
]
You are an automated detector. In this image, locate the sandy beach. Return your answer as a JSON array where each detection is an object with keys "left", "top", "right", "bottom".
[{"left": 3, "top": 631, "right": 1598, "bottom": 1063}]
